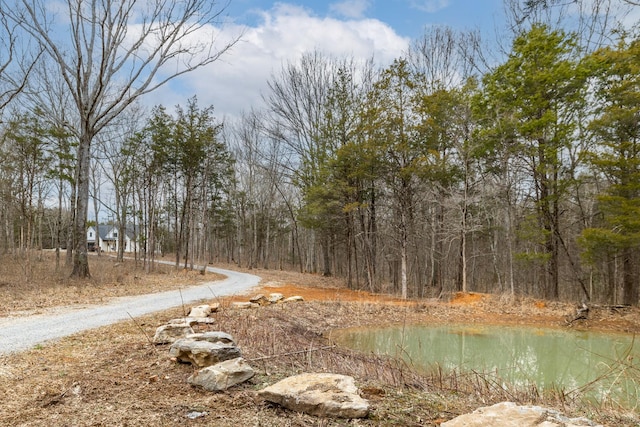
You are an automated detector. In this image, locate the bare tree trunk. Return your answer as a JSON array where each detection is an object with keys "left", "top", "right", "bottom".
[
  {"left": 400, "top": 209, "right": 408, "bottom": 299},
  {"left": 345, "top": 212, "right": 353, "bottom": 288},
  {"left": 56, "top": 174, "right": 63, "bottom": 270},
  {"left": 458, "top": 168, "right": 470, "bottom": 293},
  {"left": 174, "top": 176, "right": 181, "bottom": 269},
  {"left": 117, "top": 204, "right": 126, "bottom": 263},
  {"left": 506, "top": 198, "right": 515, "bottom": 295},
  {"left": 66, "top": 177, "right": 76, "bottom": 267},
  {"left": 430, "top": 203, "right": 444, "bottom": 293},
  {"left": 145, "top": 180, "right": 157, "bottom": 273},
  {"left": 91, "top": 162, "right": 101, "bottom": 256},
  {"left": 622, "top": 248, "right": 637, "bottom": 305},
  {"left": 182, "top": 185, "right": 192, "bottom": 270},
  {"left": 322, "top": 233, "right": 331, "bottom": 277},
  {"left": 458, "top": 226, "right": 467, "bottom": 293},
  {"left": 607, "top": 255, "right": 616, "bottom": 304},
  {"left": 71, "top": 134, "right": 91, "bottom": 277},
  {"left": 264, "top": 213, "right": 271, "bottom": 269},
  {"left": 252, "top": 209, "right": 258, "bottom": 269}
]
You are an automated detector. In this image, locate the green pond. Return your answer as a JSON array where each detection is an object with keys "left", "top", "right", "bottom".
[{"left": 331, "top": 324, "right": 640, "bottom": 407}]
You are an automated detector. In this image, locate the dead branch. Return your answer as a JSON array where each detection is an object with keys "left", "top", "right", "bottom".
[{"left": 565, "top": 303, "right": 589, "bottom": 326}]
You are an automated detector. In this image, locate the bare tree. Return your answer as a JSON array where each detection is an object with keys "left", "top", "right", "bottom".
[
  {"left": 92, "top": 107, "right": 146, "bottom": 262},
  {"left": 3, "top": 0, "right": 240, "bottom": 277},
  {"left": 228, "top": 109, "right": 295, "bottom": 271},
  {"left": 0, "top": 12, "right": 40, "bottom": 113},
  {"left": 504, "top": 0, "right": 635, "bottom": 49},
  {"left": 263, "top": 51, "right": 335, "bottom": 275},
  {"left": 23, "top": 60, "right": 78, "bottom": 266},
  {"left": 407, "top": 26, "right": 473, "bottom": 90}
]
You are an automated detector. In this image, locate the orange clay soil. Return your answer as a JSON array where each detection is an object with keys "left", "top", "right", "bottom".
[{"left": 223, "top": 266, "right": 640, "bottom": 335}]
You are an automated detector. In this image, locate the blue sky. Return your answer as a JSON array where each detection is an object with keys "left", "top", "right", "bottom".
[
  {"left": 225, "top": 0, "right": 506, "bottom": 37},
  {"left": 148, "top": 0, "right": 509, "bottom": 119}
]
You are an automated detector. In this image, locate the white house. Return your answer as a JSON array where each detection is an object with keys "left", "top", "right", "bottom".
[{"left": 87, "top": 224, "right": 139, "bottom": 253}]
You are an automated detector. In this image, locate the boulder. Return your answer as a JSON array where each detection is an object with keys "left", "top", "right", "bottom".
[
  {"left": 258, "top": 373, "right": 369, "bottom": 419},
  {"left": 230, "top": 301, "right": 259, "bottom": 309},
  {"left": 188, "top": 304, "right": 212, "bottom": 318},
  {"left": 267, "top": 293, "right": 284, "bottom": 303},
  {"left": 441, "top": 402, "right": 603, "bottom": 427},
  {"left": 186, "top": 331, "right": 235, "bottom": 345},
  {"left": 169, "top": 339, "right": 241, "bottom": 368},
  {"left": 283, "top": 296, "right": 304, "bottom": 303},
  {"left": 152, "top": 323, "right": 194, "bottom": 344},
  {"left": 188, "top": 357, "right": 255, "bottom": 391}
]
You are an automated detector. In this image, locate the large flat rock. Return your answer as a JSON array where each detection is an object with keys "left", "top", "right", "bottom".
[
  {"left": 258, "top": 373, "right": 369, "bottom": 419},
  {"left": 442, "top": 402, "right": 603, "bottom": 427},
  {"left": 188, "top": 357, "right": 255, "bottom": 391}
]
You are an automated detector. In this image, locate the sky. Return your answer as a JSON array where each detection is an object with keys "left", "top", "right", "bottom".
[{"left": 146, "top": 0, "right": 507, "bottom": 120}]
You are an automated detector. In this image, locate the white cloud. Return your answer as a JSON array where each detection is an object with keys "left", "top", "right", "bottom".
[
  {"left": 409, "top": 0, "right": 451, "bottom": 13},
  {"left": 144, "top": 2, "right": 409, "bottom": 120},
  {"left": 329, "top": 0, "right": 372, "bottom": 19}
]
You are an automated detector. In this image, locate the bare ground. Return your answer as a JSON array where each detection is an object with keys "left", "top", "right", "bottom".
[{"left": 0, "top": 254, "right": 639, "bottom": 426}]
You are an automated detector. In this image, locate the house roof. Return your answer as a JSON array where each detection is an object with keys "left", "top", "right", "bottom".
[
  {"left": 90, "top": 224, "right": 138, "bottom": 241},
  {"left": 97, "top": 225, "right": 111, "bottom": 240}
]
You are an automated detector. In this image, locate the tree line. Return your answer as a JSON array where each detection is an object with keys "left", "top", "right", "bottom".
[{"left": 1, "top": 0, "right": 639, "bottom": 304}]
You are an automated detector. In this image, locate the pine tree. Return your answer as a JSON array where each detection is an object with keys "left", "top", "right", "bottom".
[
  {"left": 480, "top": 24, "right": 588, "bottom": 299},
  {"left": 581, "top": 36, "right": 640, "bottom": 305}
]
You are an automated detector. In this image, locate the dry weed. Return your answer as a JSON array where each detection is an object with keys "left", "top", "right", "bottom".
[
  {"left": 0, "top": 252, "right": 220, "bottom": 317},
  {"left": 0, "top": 257, "right": 639, "bottom": 425}
]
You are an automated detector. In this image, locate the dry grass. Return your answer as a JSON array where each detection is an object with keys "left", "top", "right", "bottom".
[
  {"left": 0, "top": 251, "right": 220, "bottom": 317},
  {"left": 0, "top": 257, "right": 639, "bottom": 425}
]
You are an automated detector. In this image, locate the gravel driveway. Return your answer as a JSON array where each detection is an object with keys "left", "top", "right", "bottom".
[{"left": 0, "top": 266, "right": 260, "bottom": 355}]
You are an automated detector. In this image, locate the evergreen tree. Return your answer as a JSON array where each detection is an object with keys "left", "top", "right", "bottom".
[
  {"left": 581, "top": 35, "right": 640, "bottom": 305},
  {"left": 480, "top": 24, "right": 588, "bottom": 299}
]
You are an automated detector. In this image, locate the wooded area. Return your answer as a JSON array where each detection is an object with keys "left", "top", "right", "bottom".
[{"left": 0, "top": 0, "right": 639, "bottom": 304}]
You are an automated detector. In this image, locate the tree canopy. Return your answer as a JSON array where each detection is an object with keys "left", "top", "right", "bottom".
[{"left": 2, "top": 1, "right": 640, "bottom": 305}]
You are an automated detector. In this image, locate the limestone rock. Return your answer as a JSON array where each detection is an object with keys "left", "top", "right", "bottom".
[
  {"left": 186, "top": 331, "right": 235, "bottom": 345},
  {"left": 441, "top": 402, "right": 603, "bottom": 427},
  {"left": 153, "top": 323, "right": 194, "bottom": 344},
  {"left": 230, "top": 301, "right": 259, "bottom": 309},
  {"left": 169, "top": 339, "right": 241, "bottom": 368},
  {"left": 249, "top": 294, "right": 269, "bottom": 306},
  {"left": 258, "top": 373, "right": 369, "bottom": 419},
  {"left": 188, "top": 304, "right": 212, "bottom": 318},
  {"left": 283, "top": 296, "right": 304, "bottom": 303},
  {"left": 168, "top": 317, "right": 216, "bottom": 326},
  {"left": 188, "top": 357, "right": 255, "bottom": 391},
  {"left": 268, "top": 293, "right": 284, "bottom": 303}
]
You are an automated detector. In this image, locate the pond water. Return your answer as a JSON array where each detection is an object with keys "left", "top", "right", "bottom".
[{"left": 331, "top": 324, "right": 640, "bottom": 407}]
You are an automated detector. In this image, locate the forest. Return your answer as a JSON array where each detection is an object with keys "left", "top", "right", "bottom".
[{"left": 0, "top": 0, "right": 639, "bottom": 304}]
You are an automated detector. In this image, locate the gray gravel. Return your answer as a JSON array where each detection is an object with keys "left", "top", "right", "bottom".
[{"left": 0, "top": 266, "right": 260, "bottom": 355}]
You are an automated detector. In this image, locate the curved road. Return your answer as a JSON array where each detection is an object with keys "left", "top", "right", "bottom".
[{"left": 0, "top": 266, "right": 261, "bottom": 355}]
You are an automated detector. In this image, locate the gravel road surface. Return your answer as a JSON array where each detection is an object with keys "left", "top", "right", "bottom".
[{"left": 0, "top": 266, "right": 260, "bottom": 355}]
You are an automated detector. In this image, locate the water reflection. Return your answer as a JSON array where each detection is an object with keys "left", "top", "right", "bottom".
[{"left": 332, "top": 324, "right": 639, "bottom": 407}]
